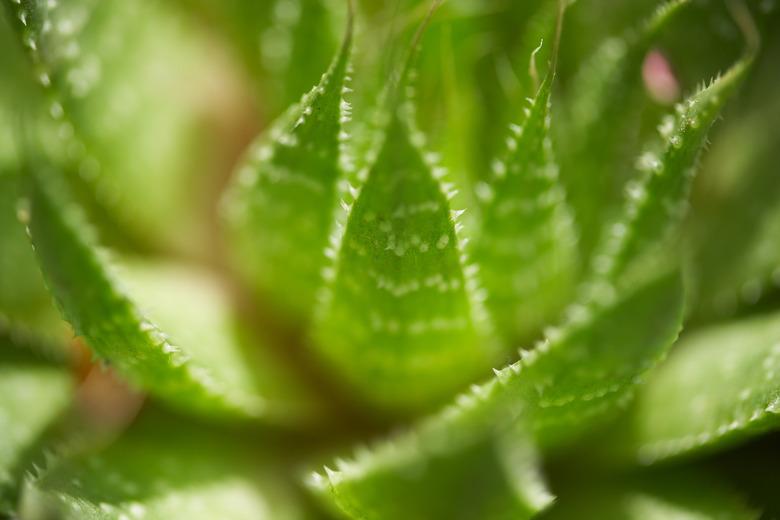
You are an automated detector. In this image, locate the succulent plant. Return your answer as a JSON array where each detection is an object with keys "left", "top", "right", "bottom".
[{"left": 1, "top": 0, "right": 780, "bottom": 518}]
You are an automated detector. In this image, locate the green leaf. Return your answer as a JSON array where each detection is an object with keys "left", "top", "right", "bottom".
[
  {"left": 27, "top": 168, "right": 313, "bottom": 423},
  {"left": 591, "top": 53, "right": 753, "bottom": 283},
  {"left": 223, "top": 12, "right": 353, "bottom": 320},
  {"left": 312, "top": 101, "right": 494, "bottom": 413},
  {"left": 21, "top": 411, "right": 306, "bottom": 520},
  {"left": 558, "top": 0, "right": 690, "bottom": 260},
  {"left": 688, "top": 95, "right": 780, "bottom": 319},
  {"left": 0, "top": 327, "right": 73, "bottom": 515},
  {"left": 3, "top": 0, "right": 227, "bottom": 253},
  {"left": 625, "top": 310, "right": 780, "bottom": 464},
  {"left": 309, "top": 270, "right": 684, "bottom": 518},
  {"left": 308, "top": 419, "right": 552, "bottom": 520},
  {"left": 474, "top": 68, "right": 578, "bottom": 344},
  {"left": 540, "top": 471, "right": 758, "bottom": 520}
]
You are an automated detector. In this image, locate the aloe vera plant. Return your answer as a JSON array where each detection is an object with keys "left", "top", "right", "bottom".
[{"left": 1, "top": 0, "right": 780, "bottom": 518}]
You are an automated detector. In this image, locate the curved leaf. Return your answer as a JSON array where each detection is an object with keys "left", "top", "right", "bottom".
[
  {"left": 309, "top": 270, "right": 684, "bottom": 518},
  {"left": 223, "top": 11, "right": 353, "bottom": 320},
  {"left": 313, "top": 105, "right": 493, "bottom": 413},
  {"left": 475, "top": 68, "right": 578, "bottom": 344},
  {"left": 21, "top": 411, "right": 305, "bottom": 520},
  {"left": 627, "top": 311, "right": 780, "bottom": 464},
  {"left": 0, "top": 327, "right": 72, "bottom": 515},
  {"left": 591, "top": 53, "right": 753, "bottom": 283},
  {"left": 559, "top": 0, "right": 690, "bottom": 259},
  {"left": 27, "top": 168, "right": 312, "bottom": 423}
]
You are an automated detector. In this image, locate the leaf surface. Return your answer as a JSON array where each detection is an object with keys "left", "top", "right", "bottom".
[
  {"left": 224, "top": 12, "right": 352, "bottom": 319},
  {"left": 313, "top": 102, "right": 493, "bottom": 413},
  {"left": 475, "top": 68, "right": 578, "bottom": 344},
  {"left": 592, "top": 53, "right": 753, "bottom": 282},
  {"left": 27, "top": 169, "right": 312, "bottom": 423},
  {"left": 540, "top": 471, "right": 758, "bottom": 520},
  {"left": 310, "top": 270, "right": 684, "bottom": 518},
  {"left": 22, "top": 411, "right": 305, "bottom": 520},
  {"left": 559, "top": 0, "right": 690, "bottom": 259},
  {"left": 0, "top": 326, "right": 72, "bottom": 514},
  {"left": 626, "top": 311, "right": 780, "bottom": 464}
]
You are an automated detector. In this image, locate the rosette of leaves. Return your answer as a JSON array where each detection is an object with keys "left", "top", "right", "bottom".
[{"left": 1, "top": 0, "right": 780, "bottom": 518}]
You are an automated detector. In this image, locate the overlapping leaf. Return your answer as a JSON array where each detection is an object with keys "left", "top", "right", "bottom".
[
  {"left": 3, "top": 0, "right": 225, "bottom": 253},
  {"left": 474, "top": 66, "right": 578, "bottom": 344},
  {"left": 590, "top": 51, "right": 754, "bottom": 283},
  {"left": 27, "top": 168, "right": 313, "bottom": 423},
  {"left": 309, "top": 269, "right": 684, "bottom": 517},
  {"left": 223, "top": 11, "right": 352, "bottom": 320},
  {"left": 21, "top": 411, "right": 305, "bottom": 520},
  {"left": 313, "top": 90, "right": 493, "bottom": 412},
  {"left": 558, "top": 0, "right": 690, "bottom": 260},
  {"left": 0, "top": 326, "right": 73, "bottom": 515},
  {"left": 625, "top": 311, "right": 780, "bottom": 464}
]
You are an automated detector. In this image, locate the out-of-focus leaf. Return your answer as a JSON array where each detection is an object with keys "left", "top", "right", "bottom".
[
  {"left": 309, "top": 270, "right": 683, "bottom": 518},
  {"left": 591, "top": 53, "right": 753, "bottom": 283},
  {"left": 558, "top": 0, "right": 690, "bottom": 262},
  {"left": 475, "top": 65, "right": 578, "bottom": 345},
  {"left": 624, "top": 311, "right": 780, "bottom": 464},
  {"left": 223, "top": 13, "right": 352, "bottom": 320},
  {"left": 3, "top": 0, "right": 229, "bottom": 254},
  {"left": 21, "top": 411, "right": 305, "bottom": 520},
  {"left": 313, "top": 92, "right": 493, "bottom": 414},
  {"left": 688, "top": 93, "right": 780, "bottom": 319},
  {"left": 27, "top": 168, "right": 314, "bottom": 423},
  {"left": 0, "top": 327, "right": 73, "bottom": 515},
  {"left": 540, "top": 471, "right": 758, "bottom": 520}
]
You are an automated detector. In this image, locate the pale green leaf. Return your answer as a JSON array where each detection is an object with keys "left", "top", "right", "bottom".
[
  {"left": 27, "top": 168, "right": 313, "bottom": 422},
  {"left": 21, "top": 411, "right": 305, "bottom": 520},
  {"left": 3, "top": 0, "right": 225, "bottom": 253},
  {"left": 540, "top": 471, "right": 758, "bottom": 520},
  {"left": 0, "top": 327, "right": 73, "bottom": 514},
  {"left": 559, "top": 0, "right": 690, "bottom": 259},
  {"left": 224, "top": 13, "right": 352, "bottom": 320},
  {"left": 626, "top": 311, "right": 780, "bottom": 464},
  {"left": 592, "top": 53, "right": 753, "bottom": 282},
  {"left": 312, "top": 105, "right": 493, "bottom": 413},
  {"left": 475, "top": 69, "right": 578, "bottom": 344},
  {"left": 309, "top": 270, "right": 684, "bottom": 518}
]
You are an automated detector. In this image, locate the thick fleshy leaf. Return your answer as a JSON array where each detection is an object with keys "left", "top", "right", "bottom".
[
  {"left": 0, "top": 327, "right": 73, "bottom": 514},
  {"left": 540, "top": 471, "right": 758, "bottom": 520},
  {"left": 625, "top": 311, "right": 780, "bottom": 464},
  {"left": 3, "top": 0, "right": 228, "bottom": 253},
  {"left": 223, "top": 12, "right": 352, "bottom": 320},
  {"left": 27, "top": 168, "right": 312, "bottom": 423},
  {"left": 559, "top": 0, "right": 690, "bottom": 260},
  {"left": 21, "top": 411, "right": 305, "bottom": 520},
  {"left": 313, "top": 104, "right": 493, "bottom": 413},
  {"left": 309, "top": 270, "right": 684, "bottom": 518},
  {"left": 475, "top": 69, "right": 578, "bottom": 344},
  {"left": 591, "top": 53, "right": 753, "bottom": 282}
]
